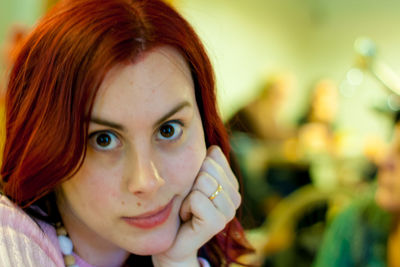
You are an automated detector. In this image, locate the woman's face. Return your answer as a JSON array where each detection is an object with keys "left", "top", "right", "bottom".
[
  {"left": 376, "top": 124, "right": 400, "bottom": 213},
  {"left": 56, "top": 46, "right": 207, "bottom": 260}
]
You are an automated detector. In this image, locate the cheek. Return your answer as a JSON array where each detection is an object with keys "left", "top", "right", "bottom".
[
  {"left": 62, "top": 161, "right": 121, "bottom": 207},
  {"left": 166, "top": 140, "right": 206, "bottom": 189}
]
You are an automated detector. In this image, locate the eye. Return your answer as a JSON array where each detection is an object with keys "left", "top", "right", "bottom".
[
  {"left": 157, "top": 121, "right": 183, "bottom": 141},
  {"left": 89, "top": 131, "right": 121, "bottom": 151}
]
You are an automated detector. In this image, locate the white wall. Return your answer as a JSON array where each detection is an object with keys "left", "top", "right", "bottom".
[
  {"left": 0, "top": 0, "right": 43, "bottom": 86},
  {"left": 177, "top": 0, "right": 400, "bottom": 154}
]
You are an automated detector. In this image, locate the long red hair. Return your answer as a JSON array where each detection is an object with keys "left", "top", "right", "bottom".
[{"left": 1, "top": 0, "right": 253, "bottom": 265}]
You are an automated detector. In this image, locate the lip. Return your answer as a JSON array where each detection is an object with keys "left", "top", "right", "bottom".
[{"left": 122, "top": 198, "right": 174, "bottom": 229}]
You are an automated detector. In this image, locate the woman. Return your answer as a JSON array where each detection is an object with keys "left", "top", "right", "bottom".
[{"left": 0, "top": 0, "right": 253, "bottom": 266}]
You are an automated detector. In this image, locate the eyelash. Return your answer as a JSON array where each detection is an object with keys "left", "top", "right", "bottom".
[
  {"left": 88, "top": 130, "right": 122, "bottom": 151},
  {"left": 156, "top": 120, "right": 184, "bottom": 142},
  {"left": 88, "top": 120, "right": 185, "bottom": 151}
]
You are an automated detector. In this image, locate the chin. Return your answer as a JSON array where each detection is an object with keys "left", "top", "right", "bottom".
[
  {"left": 141, "top": 239, "right": 174, "bottom": 255},
  {"left": 131, "top": 216, "right": 180, "bottom": 255},
  {"left": 132, "top": 231, "right": 176, "bottom": 255}
]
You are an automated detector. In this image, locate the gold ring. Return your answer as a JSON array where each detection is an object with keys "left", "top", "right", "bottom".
[{"left": 209, "top": 184, "right": 223, "bottom": 200}]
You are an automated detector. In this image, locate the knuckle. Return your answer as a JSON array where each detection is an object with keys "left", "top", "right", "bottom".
[
  {"left": 197, "top": 172, "right": 211, "bottom": 185},
  {"left": 212, "top": 214, "right": 226, "bottom": 233},
  {"left": 211, "top": 146, "right": 229, "bottom": 165},
  {"left": 209, "top": 145, "right": 221, "bottom": 157},
  {"left": 227, "top": 207, "right": 236, "bottom": 221},
  {"left": 203, "top": 156, "right": 216, "bottom": 169},
  {"left": 201, "top": 157, "right": 225, "bottom": 178},
  {"left": 197, "top": 170, "right": 210, "bottom": 179},
  {"left": 200, "top": 157, "right": 212, "bottom": 172},
  {"left": 235, "top": 192, "right": 242, "bottom": 208},
  {"left": 233, "top": 177, "right": 240, "bottom": 190},
  {"left": 196, "top": 172, "right": 218, "bottom": 192},
  {"left": 189, "top": 190, "right": 204, "bottom": 203}
]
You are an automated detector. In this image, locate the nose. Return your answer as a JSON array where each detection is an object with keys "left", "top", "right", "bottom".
[{"left": 126, "top": 157, "right": 165, "bottom": 197}]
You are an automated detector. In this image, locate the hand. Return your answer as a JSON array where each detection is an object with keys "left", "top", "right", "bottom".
[{"left": 152, "top": 145, "right": 241, "bottom": 267}]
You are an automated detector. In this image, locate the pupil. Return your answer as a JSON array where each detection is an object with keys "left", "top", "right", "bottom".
[
  {"left": 161, "top": 125, "right": 174, "bottom": 138},
  {"left": 96, "top": 134, "right": 111, "bottom": 146}
]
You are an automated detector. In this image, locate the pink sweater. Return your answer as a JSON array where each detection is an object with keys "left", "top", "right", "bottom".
[
  {"left": 0, "top": 195, "right": 211, "bottom": 267},
  {"left": 0, "top": 195, "right": 98, "bottom": 267}
]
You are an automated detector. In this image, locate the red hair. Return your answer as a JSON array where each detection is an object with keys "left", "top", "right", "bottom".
[{"left": 1, "top": 0, "right": 253, "bottom": 265}]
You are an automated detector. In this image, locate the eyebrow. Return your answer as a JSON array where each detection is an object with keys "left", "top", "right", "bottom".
[
  {"left": 90, "top": 101, "right": 192, "bottom": 130},
  {"left": 90, "top": 117, "right": 125, "bottom": 131},
  {"left": 153, "top": 101, "right": 191, "bottom": 128}
]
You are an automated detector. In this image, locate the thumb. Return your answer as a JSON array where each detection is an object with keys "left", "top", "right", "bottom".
[
  {"left": 176, "top": 191, "right": 225, "bottom": 249},
  {"left": 166, "top": 191, "right": 221, "bottom": 260},
  {"left": 179, "top": 193, "right": 192, "bottom": 222}
]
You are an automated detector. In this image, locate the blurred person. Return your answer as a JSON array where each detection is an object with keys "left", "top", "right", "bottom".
[
  {"left": 290, "top": 79, "right": 351, "bottom": 191},
  {"left": 227, "top": 73, "right": 298, "bottom": 228},
  {"left": 228, "top": 73, "right": 295, "bottom": 141},
  {"left": 313, "top": 119, "right": 400, "bottom": 267},
  {"left": 0, "top": 0, "right": 254, "bottom": 266},
  {"left": 296, "top": 79, "right": 340, "bottom": 159}
]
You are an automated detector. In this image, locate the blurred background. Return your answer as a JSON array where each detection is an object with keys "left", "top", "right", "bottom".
[{"left": 2, "top": 0, "right": 400, "bottom": 266}]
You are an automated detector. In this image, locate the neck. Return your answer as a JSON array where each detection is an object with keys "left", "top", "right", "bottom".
[
  {"left": 60, "top": 210, "right": 130, "bottom": 267},
  {"left": 70, "top": 232, "right": 129, "bottom": 267}
]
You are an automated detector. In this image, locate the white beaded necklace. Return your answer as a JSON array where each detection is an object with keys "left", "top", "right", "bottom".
[
  {"left": 55, "top": 222, "right": 211, "bottom": 267},
  {"left": 56, "top": 222, "right": 78, "bottom": 267}
]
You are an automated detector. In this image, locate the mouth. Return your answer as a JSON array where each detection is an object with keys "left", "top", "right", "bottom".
[{"left": 122, "top": 198, "right": 174, "bottom": 229}]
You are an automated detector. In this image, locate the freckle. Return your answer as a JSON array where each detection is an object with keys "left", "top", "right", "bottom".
[
  {"left": 136, "top": 202, "right": 141, "bottom": 207},
  {"left": 121, "top": 201, "right": 125, "bottom": 205}
]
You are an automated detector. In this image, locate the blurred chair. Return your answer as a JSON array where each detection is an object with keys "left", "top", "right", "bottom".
[{"left": 236, "top": 184, "right": 356, "bottom": 267}]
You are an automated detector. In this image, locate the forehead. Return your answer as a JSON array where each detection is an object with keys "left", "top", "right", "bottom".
[{"left": 92, "top": 46, "right": 196, "bottom": 122}]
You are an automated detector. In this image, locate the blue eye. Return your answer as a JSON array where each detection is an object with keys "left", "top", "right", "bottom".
[
  {"left": 89, "top": 131, "right": 121, "bottom": 151},
  {"left": 157, "top": 121, "right": 183, "bottom": 141}
]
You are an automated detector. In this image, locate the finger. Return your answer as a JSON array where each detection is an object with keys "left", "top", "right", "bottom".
[
  {"left": 199, "top": 157, "right": 241, "bottom": 207},
  {"left": 205, "top": 145, "right": 239, "bottom": 190},
  {"left": 174, "top": 191, "right": 227, "bottom": 257},
  {"left": 180, "top": 193, "right": 192, "bottom": 222},
  {"left": 193, "top": 171, "right": 241, "bottom": 212},
  {"left": 185, "top": 190, "right": 227, "bottom": 234},
  {"left": 210, "top": 189, "right": 237, "bottom": 221},
  {"left": 179, "top": 172, "right": 219, "bottom": 222},
  {"left": 165, "top": 190, "right": 228, "bottom": 261}
]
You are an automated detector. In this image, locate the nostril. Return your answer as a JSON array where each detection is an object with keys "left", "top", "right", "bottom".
[
  {"left": 128, "top": 173, "right": 165, "bottom": 196},
  {"left": 126, "top": 160, "right": 165, "bottom": 195}
]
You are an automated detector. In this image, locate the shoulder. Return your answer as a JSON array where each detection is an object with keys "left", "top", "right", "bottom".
[
  {"left": 314, "top": 195, "right": 389, "bottom": 267},
  {"left": 334, "top": 194, "right": 390, "bottom": 231},
  {"left": 0, "top": 195, "right": 64, "bottom": 267},
  {"left": 0, "top": 194, "right": 38, "bottom": 233},
  {"left": 324, "top": 195, "right": 388, "bottom": 244}
]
